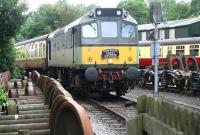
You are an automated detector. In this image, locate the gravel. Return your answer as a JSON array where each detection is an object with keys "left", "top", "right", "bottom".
[
  {"left": 124, "top": 87, "right": 200, "bottom": 108},
  {"left": 78, "top": 100, "right": 124, "bottom": 135},
  {"left": 88, "top": 112, "right": 120, "bottom": 135}
]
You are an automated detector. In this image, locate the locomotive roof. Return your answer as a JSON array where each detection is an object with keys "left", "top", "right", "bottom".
[
  {"left": 139, "top": 37, "right": 200, "bottom": 46},
  {"left": 16, "top": 34, "right": 49, "bottom": 46},
  {"left": 16, "top": 8, "right": 137, "bottom": 44},
  {"left": 138, "top": 16, "right": 200, "bottom": 31},
  {"left": 50, "top": 8, "right": 137, "bottom": 39}
]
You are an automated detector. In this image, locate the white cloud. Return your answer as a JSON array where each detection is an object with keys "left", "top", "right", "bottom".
[
  {"left": 25, "top": 0, "right": 58, "bottom": 11},
  {"left": 67, "top": 0, "right": 122, "bottom": 7},
  {"left": 26, "top": 0, "right": 123, "bottom": 11},
  {"left": 26, "top": 0, "right": 191, "bottom": 11}
]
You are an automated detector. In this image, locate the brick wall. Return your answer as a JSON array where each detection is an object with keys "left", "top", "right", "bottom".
[{"left": 0, "top": 71, "right": 11, "bottom": 83}]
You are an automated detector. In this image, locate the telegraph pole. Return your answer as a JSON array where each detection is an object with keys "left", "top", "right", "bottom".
[
  {"left": 150, "top": 2, "right": 161, "bottom": 95},
  {"left": 154, "top": 23, "right": 159, "bottom": 94}
]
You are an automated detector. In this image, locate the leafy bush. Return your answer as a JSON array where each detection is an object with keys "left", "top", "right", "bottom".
[
  {"left": 13, "top": 66, "right": 26, "bottom": 79},
  {"left": 0, "top": 39, "right": 24, "bottom": 78},
  {"left": 0, "top": 84, "right": 7, "bottom": 107}
]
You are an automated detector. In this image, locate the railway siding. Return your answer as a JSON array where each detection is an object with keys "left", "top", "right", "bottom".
[{"left": 127, "top": 95, "right": 200, "bottom": 135}]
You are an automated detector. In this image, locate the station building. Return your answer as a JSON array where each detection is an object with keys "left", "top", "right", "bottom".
[{"left": 138, "top": 15, "right": 200, "bottom": 41}]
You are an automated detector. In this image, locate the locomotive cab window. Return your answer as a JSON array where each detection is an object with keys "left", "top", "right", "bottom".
[
  {"left": 121, "top": 22, "right": 136, "bottom": 38},
  {"left": 101, "top": 21, "right": 117, "bottom": 37},
  {"left": 82, "top": 23, "right": 97, "bottom": 38}
]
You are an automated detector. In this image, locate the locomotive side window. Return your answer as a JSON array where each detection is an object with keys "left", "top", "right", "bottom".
[
  {"left": 48, "top": 41, "right": 51, "bottom": 60},
  {"left": 101, "top": 21, "right": 117, "bottom": 37},
  {"left": 82, "top": 23, "right": 97, "bottom": 38},
  {"left": 121, "top": 23, "right": 136, "bottom": 38}
]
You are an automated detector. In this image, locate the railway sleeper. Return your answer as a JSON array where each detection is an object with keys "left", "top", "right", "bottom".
[
  {"left": 18, "top": 105, "right": 48, "bottom": 111},
  {"left": 0, "top": 118, "right": 49, "bottom": 125},
  {"left": 19, "top": 110, "right": 50, "bottom": 115},
  {"left": 0, "top": 129, "right": 50, "bottom": 135},
  {"left": 0, "top": 113, "right": 49, "bottom": 120},
  {"left": 0, "top": 122, "right": 49, "bottom": 133}
]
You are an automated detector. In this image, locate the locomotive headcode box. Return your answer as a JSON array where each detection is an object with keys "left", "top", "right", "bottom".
[{"left": 95, "top": 8, "right": 123, "bottom": 18}]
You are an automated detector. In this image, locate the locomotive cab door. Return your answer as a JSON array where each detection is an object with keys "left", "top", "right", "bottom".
[
  {"left": 72, "top": 28, "right": 76, "bottom": 64},
  {"left": 71, "top": 27, "right": 80, "bottom": 66}
]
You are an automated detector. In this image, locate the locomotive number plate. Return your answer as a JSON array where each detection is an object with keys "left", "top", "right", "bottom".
[{"left": 102, "top": 49, "right": 119, "bottom": 58}]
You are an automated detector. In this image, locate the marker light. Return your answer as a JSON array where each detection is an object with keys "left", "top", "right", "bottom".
[
  {"left": 97, "top": 10, "right": 102, "bottom": 16},
  {"left": 116, "top": 10, "right": 121, "bottom": 16},
  {"left": 108, "top": 59, "right": 113, "bottom": 64}
]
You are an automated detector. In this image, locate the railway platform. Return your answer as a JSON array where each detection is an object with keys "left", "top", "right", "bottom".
[{"left": 125, "top": 87, "right": 200, "bottom": 108}]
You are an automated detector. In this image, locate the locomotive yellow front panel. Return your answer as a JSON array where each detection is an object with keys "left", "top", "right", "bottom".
[{"left": 82, "top": 46, "right": 138, "bottom": 65}]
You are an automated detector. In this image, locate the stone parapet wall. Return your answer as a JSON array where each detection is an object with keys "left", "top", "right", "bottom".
[{"left": 127, "top": 95, "right": 200, "bottom": 135}]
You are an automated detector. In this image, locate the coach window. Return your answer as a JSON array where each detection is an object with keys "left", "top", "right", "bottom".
[
  {"left": 35, "top": 44, "right": 38, "bottom": 58},
  {"left": 190, "top": 45, "right": 199, "bottom": 56},
  {"left": 101, "top": 21, "right": 117, "bottom": 37},
  {"left": 121, "top": 22, "right": 136, "bottom": 38},
  {"left": 43, "top": 43, "right": 46, "bottom": 57},
  {"left": 31, "top": 44, "right": 34, "bottom": 58},
  {"left": 82, "top": 23, "right": 97, "bottom": 38},
  {"left": 39, "top": 43, "right": 43, "bottom": 57},
  {"left": 176, "top": 46, "right": 185, "bottom": 56}
]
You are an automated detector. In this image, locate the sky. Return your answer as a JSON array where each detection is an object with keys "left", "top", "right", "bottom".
[{"left": 26, "top": 0, "right": 191, "bottom": 12}]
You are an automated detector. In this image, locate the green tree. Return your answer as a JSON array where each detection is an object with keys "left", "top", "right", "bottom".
[
  {"left": 190, "top": 0, "right": 200, "bottom": 17},
  {"left": 18, "top": 4, "right": 59, "bottom": 39},
  {"left": 0, "top": 0, "right": 26, "bottom": 76},
  {"left": 18, "top": 0, "right": 84, "bottom": 39},
  {"left": 55, "top": 0, "right": 84, "bottom": 28},
  {"left": 0, "top": 0, "right": 26, "bottom": 45},
  {"left": 160, "top": 0, "right": 190, "bottom": 21},
  {"left": 117, "top": 0, "right": 149, "bottom": 24}
]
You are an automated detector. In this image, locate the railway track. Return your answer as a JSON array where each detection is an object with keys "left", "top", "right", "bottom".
[{"left": 76, "top": 94, "right": 137, "bottom": 135}]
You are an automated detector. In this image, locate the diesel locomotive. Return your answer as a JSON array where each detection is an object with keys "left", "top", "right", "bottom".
[{"left": 16, "top": 8, "right": 139, "bottom": 96}]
